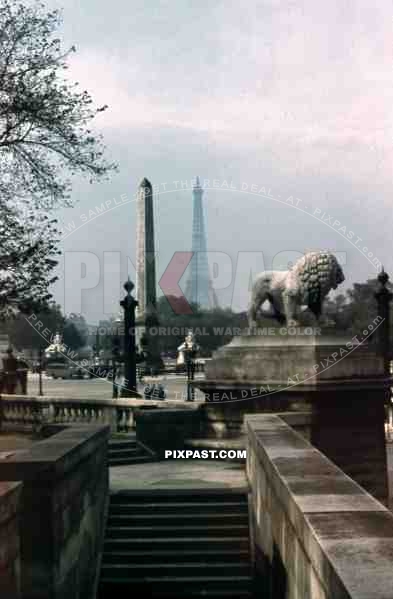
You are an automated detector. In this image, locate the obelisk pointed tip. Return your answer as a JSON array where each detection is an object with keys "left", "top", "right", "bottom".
[{"left": 139, "top": 177, "right": 152, "bottom": 188}]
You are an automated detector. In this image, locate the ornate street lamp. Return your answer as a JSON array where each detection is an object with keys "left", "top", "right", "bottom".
[
  {"left": 179, "top": 330, "right": 199, "bottom": 402},
  {"left": 111, "top": 315, "right": 123, "bottom": 398},
  {"left": 375, "top": 267, "right": 393, "bottom": 377},
  {"left": 38, "top": 346, "right": 44, "bottom": 396},
  {"left": 119, "top": 278, "right": 141, "bottom": 398}
]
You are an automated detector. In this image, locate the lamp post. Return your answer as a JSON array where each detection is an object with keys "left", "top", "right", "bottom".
[
  {"left": 112, "top": 316, "right": 122, "bottom": 398},
  {"left": 140, "top": 332, "right": 149, "bottom": 376},
  {"left": 95, "top": 329, "right": 100, "bottom": 359},
  {"left": 38, "top": 347, "right": 43, "bottom": 396},
  {"left": 120, "top": 278, "right": 141, "bottom": 398},
  {"left": 375, "top": 267, "right": 393, "bottom": 377},
  {"left": 183, "top": 330, "right": 198, "bottom": 402}
]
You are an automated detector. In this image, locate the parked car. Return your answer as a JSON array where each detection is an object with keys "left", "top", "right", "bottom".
[
  {"left": 46, "top": 361, "right": 89, "bottom": 379},
  {"left": 88, "top": 362, "right": 114, "bottom": 379}
]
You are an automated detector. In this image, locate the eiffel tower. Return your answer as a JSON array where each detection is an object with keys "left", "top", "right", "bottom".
[{"left": 185, "top": 177, "right": 218, "bottom": 309}]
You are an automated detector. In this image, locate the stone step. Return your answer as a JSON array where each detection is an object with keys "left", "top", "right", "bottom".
[
  {"left": 98, "top": 575, "right": 253, "bottom": 593},
  {"left": 111, "top": 433, "right": 137, "bottom": 440},
  {"left": 109, "top": 455, "right": 153, "bottom": 467},
  {"left": 107, "top": 512, "right": 248, "bottom": 527},
  {"left": 100, "top": 562, "right": 252, "bottom": 578},
  {"left": 109, "top": 452, "right": 146, "bottom": 462},
  {"left": 98, "top": 584, "right": 253, "bottom": 599},
  {"left": 102, "top": 548, "right": 251, "bottom": 564},
  {"left": 109, "top": 500, "right": 249, "bottom": 515},
  {"left": 109, "top": 490, "right": 248, "bottom": 504},
  {"left": 103, "top": 536, "right": 250, "bottom": 552},
  {"left": 109, "top": 440, "right": 138, "bottom": 449},
  {"left": 108, "top": 446, "right": 141, "bottom": 455},
  {"left": 105, "top": 524, "right": 249, "bottom": 539},
  {"left": 108, "top": 438, "right": 156, "bottom": 466},
  {"left": 99, "top": 489, "right": 254, "bottom": 598}
]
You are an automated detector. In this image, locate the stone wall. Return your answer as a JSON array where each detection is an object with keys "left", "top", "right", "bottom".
[
  {"left": 0, "top": 482, "right": 21, "bottom": 597},
  {"left": 0, "top": 424, "right": 110, "bottom": 599},
  {"left": 247, "top": 413, "right": 393, "bottom": 599}
]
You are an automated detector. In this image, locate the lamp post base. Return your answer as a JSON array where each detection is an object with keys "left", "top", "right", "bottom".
[{"left": 120, "top": 389, "right": 142, "bottom": 399}]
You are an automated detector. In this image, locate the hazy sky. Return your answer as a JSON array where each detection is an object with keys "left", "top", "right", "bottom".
[{"left": 46, "top": 0, "right": 393, "bottom": 323}]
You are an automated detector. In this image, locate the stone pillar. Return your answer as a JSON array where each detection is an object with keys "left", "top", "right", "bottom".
[{"left": 310, "top": 383, "right": 388, "bottom": 502}]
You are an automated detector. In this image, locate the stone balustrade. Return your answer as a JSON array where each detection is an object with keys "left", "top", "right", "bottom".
[
  {"left": 247, "top": 413, "right": 393, "bottom": 599},
  {"left": 0, "top": 394, "right": 196, "bottom": 434}
]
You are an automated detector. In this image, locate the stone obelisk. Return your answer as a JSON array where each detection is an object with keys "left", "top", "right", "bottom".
[
  {"left": 136, "top": 178, "right": 157, "bottom": 320},
  {"left": 135, "top": 178, "right": 162, "bottom": 373}
]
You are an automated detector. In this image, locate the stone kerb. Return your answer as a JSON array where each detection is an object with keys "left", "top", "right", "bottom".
[{"left": 246, "top": 413, "right": 393, "bottom": 599}]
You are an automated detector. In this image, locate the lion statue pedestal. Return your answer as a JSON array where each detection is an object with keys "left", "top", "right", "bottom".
[{"left": 194, "top": 328, "right": 389, "bottom": 501}]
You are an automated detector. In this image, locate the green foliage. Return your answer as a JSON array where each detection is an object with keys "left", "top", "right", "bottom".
[
  {"left": 0, "top": 206, "right": 60, "bottom": 314},
  {"left": 0, "top": 0, "right": 117, "bottom": 206},
  {"left": 152, "top": 296, "right": 247, "bottom": 356},
  {"left": 7, "top": 301, "right": 63, "bottom": 350},
  {"left": 63, "top": 313, "right": 88, "bottom": 349},
  {"left": 0, "top": 0, "right": 116, "bottom": 314},
  {"left": 93, "top": 317, "right": 120, "bottom": 353},
  {"left": 324, "top": 279, "right": 381, "bottom": 334},
  {"left": 7, "top": 304, "right": 87, "bottom": 351}
]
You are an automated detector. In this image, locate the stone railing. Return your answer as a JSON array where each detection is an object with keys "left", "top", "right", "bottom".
[
  {"left": 0, "top": 395, "right": 194, "bottom": 434},
  {"left": 247, "top": 413, "right": 393, "bottom": 599}
]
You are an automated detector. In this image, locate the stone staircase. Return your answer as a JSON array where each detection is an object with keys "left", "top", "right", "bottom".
[
  {"left": 98, "top": 489, "right": 254, "bottom": 598},
  {"left": 108, "top": 434, "right": 156, "bottom": 466}
]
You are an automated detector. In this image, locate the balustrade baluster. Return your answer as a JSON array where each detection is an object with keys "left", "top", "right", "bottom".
[
  {"left": 125, "top": 408, "right": 133, "bottom": 432},
  {"left": 117, "top": 407, "right": 124, "bottom": 432}
]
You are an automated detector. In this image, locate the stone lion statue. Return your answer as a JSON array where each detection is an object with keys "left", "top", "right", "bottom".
[{"left": 248, "top": 251, "right": 345, "bottom": 327}]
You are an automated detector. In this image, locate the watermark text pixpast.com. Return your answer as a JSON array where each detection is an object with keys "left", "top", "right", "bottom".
[{"left": 164, "top": 449, "right": 246, "bottom": 460}]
